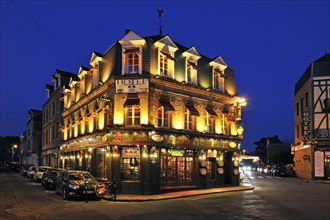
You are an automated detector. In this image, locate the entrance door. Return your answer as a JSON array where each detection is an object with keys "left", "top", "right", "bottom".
[{"left": 160, "top": 148, "right": 194, "bottom": 186}]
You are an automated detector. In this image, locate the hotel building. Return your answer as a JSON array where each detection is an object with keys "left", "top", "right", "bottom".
[{"left": 58, "top": 30, "right": 246, "bottom": 194}]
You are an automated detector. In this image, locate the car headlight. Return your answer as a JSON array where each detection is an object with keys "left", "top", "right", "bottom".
[{"left": 68, "top": 184, "right": 79, "bottom": 190}]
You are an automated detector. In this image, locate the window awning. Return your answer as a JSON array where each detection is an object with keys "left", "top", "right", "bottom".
[
  {"left": 161, "top": 51, "right": 176, "bottom": 61},
  {"left": 159, "top": 100, "right": 175, "bottom": 111},
  {"left": 186, "top": 104, "right": 200, "bottom": 116},
  {"left": 188, "top": 61, "right": 198, "bottom": 69},
  {"left": 206, "top": 108, "right": 218, "bottom": 117},
  {"left": 124, "top": 98, "right": 140, "bottom": 107},
  {"left": 223, "top": 113, "right": 234, "bottom": 121}
]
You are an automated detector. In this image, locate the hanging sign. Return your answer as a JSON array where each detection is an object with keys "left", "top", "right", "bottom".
[{"left": 95, "top": 183, "right": 108, "bottom": 198}]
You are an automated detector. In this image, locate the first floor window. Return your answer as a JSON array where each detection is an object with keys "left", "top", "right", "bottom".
[
  {"left": 158, "top": 107, "right": 171, "bottom": 128},
  {"left": 125, "top": 106, "right": 140, "bottom": 126}
]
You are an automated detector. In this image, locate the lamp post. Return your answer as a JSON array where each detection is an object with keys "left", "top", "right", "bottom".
[{"left": 12, "top": 144, "right": 18, "bottom": 162}]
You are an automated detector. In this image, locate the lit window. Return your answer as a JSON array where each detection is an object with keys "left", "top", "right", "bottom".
[
  {"left": 125, "top": 106, "right": 140, "bottom": 126},
  {"left": 159, "top": 51, "right": 175, "bottom": 78},
  {"left": 158, "top": 107, "right": 171, "bottom": 128},
  {"left": 205, "top": 113, "right": 215, "bottom": 133},
  {"left": 213, "top": 68, "right": 224, "bottom": 92},
  {"left": 184, "top": 108, "right": 194, "bottom": 130},
  {"left": 187, "top": 60, "right": 198, "bottom": 85},
  {"left": 123, "top": 48, "right": 140, "bottom": 74}
]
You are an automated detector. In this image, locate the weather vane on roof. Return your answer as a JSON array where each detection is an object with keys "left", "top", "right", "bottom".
[{"left": 157, "top": 9, "right": 164, "bottom": 35}]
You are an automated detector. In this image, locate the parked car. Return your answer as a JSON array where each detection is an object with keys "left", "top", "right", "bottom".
[
  {"left": 55, "top": 170, "right": 99, "bottom": 200},
  {"left": 33, "top": 166, "right": 52, "bottom": 182},
  {"left": 27, "top": 166, "right": 37, "bottom": 179},
  {"left": 42, "top": 168, "right": 63, "bottom": 190},
  {"left": 20, "top": 164, "right": 33, "bottom": 176}
]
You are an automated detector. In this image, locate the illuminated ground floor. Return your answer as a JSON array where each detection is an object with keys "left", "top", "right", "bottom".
[{"left": 57, "top": 130, "right": 242, "bottom": 194}]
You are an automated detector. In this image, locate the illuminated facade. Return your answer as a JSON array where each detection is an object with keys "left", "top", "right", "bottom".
[
  {"left": 41, "top": 70, "right": 77, "bottom": 167},
  {"left": 59, "top": 30, "right": 246, "bottom": 194},
  {"left": 293, "top": 53, "right": 330, "bottom": 180}
]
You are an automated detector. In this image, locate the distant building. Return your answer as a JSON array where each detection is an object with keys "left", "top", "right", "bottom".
[
  {"left": 24, "top": 109, "right": 42, "bottom": 165},
  {"left": 41, "top": 69, "right": 76, "bottom": 167},
  {"left": 293, "top": 53, "right": 330, "bottom": 180},
  {"left": 50, "top": 29, "right": 246, "bottom": 194}
]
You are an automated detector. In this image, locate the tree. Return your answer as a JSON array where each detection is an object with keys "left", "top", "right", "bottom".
[{"left": 0, "top": 136, "right": 20, "bottom": 166}]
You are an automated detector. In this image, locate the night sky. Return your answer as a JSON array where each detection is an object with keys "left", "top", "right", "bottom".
[{"left": 1, "top": 0, "right": 329, "bottom": 153}]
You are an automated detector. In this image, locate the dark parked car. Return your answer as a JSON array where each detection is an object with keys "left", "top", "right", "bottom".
[
  {"left": 42, "top": 168, "right": 63, "bottom": 190},
  {"left": 55, "top": 170, "right": 99, "bottom": 200}
]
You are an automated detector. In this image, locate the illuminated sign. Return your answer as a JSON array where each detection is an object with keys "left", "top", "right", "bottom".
[
  {"left": 115, "top": 78, "right": 149, "bottom": 93},
  {"left": 121, "top": 147, "right": 140, "bottom": 157},
  {"left": 303, "top": 108, "right": 311, "bottom": 140}
]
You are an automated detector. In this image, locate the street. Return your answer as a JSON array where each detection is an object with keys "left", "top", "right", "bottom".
[{"left": 1, "top": 168, "right": 329, "bottom": 220}]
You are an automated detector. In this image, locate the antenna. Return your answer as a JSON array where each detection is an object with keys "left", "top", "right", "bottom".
[{"left": 157, "top": 9, "right": 164, "bottom": 35}]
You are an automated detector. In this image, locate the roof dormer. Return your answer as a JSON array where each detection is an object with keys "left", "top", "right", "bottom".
[
  {"left": 210, "top": 56, "right": 228, "bottom": 71},
  {"left": 182, "top": 46, "right": 201, "bottom": 61},
  {"left": 118, "top": 29, "right": 146, "bottom": 46},
  {"left": 154, "top": 35, "right": 178, "bottom": 54},
  {"left": 90, "top": 52, "right": 103, "bottom": 67}
]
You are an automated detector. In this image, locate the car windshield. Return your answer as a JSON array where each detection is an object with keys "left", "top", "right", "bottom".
[
  {"left": 48, "top": 170, "right": 58, "bottom": 176},
  {"left": 39, "top": 168, "right": 48, "bottom": 172},
  {"left": 68, "top": 172, "right": 95, "bottom": 181}
]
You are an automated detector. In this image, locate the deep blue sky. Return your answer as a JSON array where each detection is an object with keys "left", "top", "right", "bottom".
[{"left": 1, "top": 0, "right": 329, "bottom": 152}]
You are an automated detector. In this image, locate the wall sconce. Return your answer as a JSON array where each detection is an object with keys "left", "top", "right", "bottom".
[
  {"left": 199, "top": 150, "right": 206, "bottom": 160},
  {"left": 142, "top": 145, "right": 148, "bottom": 158},
  {"left": 150, "top": 146, "right": 157, "bottom": 158},
  {"left": 237, "top": 124, "right": 244, "bottom": 136}
]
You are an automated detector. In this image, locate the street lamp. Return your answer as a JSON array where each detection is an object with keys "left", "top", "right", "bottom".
[{"left": 12, "top": 144, "right": 18, "bottom": 162}]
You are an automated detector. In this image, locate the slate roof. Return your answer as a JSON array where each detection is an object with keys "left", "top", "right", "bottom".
[{"left": 294, "top": 53, "right": 330, "bottom": 95}]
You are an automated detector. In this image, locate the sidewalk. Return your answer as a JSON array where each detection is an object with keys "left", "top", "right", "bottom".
[{"left": 112, "top": 183, "right": 254, "bottom": 202}]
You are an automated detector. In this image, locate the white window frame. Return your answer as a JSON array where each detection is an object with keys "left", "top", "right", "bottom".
[
  {"left": 159, "top": 50, "right": 175, "bottom": 78},
  {"left": 213, "top": 67, "right": 224, "bottom": 92},
  {"left": 157, "top": 107, "right": 171, "bottom": 128},
  {"left": 122, "top": 46, "right": 142, "bottom": 75},
  {"left": 184, "top": 108, "right": 194, "bottom": 130},
  {"left": 186, "top": 59, "right": 198, "bottom": 85},
  {"left": 125, "top": 105, "right": 140, "bottom": 126}
]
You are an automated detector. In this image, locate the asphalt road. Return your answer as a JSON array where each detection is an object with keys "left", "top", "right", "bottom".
[{"left": 1, "top": 168, "right": 329, "bottom": 220}]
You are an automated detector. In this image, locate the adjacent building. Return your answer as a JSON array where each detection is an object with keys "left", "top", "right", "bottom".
[
  {"left": 293, "top": 53, "right": 330, "bottom": 180},
  {"left": 21, "top": 109, "right": 42, "bottom": 165},
  {"left": 41, "top": 69, "right": 77, "bottom": 167},
  {"left": 56, "top": 29, "right": 246, "bottom": 194}
]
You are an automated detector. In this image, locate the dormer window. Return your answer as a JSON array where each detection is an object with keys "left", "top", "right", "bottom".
[
  {"left": 182, "top": 47, "right": 201, "bottom": 86},
  {"left": 119, "top": 30, "right": 145, "bottom": 75},
  {"left": 210, "top": 56, "right": 228, "bottom": 92},
  {"left": 154, "top": 36, "right": 178, "bottom": 78},
  {"left": 123, "top": 48, "right": 140, "bottom": 74},
  {"left": 213, "top": 68, "right": 224, "bottom": 92},
  {"left": 187, "top": 59, "right": 198, "bottom": 85}
]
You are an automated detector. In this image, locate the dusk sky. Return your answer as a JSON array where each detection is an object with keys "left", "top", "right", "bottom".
[{"left": 1, "top": 0, "right": 329, "bottom": 152}]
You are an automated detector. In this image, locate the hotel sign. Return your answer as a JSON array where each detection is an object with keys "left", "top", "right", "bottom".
[
  {"left": 302, "top": 108, "right": 311, "bottom": 140},
  {"left": 115, "top": 78, "right": 149, "bottom": 93}
]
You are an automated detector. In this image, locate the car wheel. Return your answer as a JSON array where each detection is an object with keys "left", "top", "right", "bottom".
[
  {"left": 63, "top": 188, "right": 69, "bottom": 200},
  {"left": 44, "top": 184, "right": 48, "bottom": 190}
]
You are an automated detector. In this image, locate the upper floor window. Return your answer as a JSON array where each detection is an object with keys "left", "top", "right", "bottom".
[
  {"left": 125, "top": 105, "right": 140, "bottom": 126},
  {"left": 159, "top": 51, "right": 175, "bottom": 78},
  {"left": 123, "top": 48, "right": 140, "bottom": 74},
  {"left": 184, "top": 104, "right": 199, "bottom": 130},
  {"left": 213, "top": 68, "right": 224, "bottom": 92},
  {"left": 187, "top": 60, "right": 198, "bottom": 85},
  {"left": 158, "top": 107, "right": 171, "bottom": 128},
  {"left": 204, "top": 112, "right": 215, "bottom": 133}
]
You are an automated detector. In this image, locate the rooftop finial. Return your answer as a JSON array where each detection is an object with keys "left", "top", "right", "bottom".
[{"left": 157, "top": 9, "right": 164, "bottom": 35}]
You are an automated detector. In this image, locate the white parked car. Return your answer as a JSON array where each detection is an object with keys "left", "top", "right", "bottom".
[
  {"left": 33, "top": 166, "right": 52, "bottom": 182},
  {"left": 27, "top": 166, "right": 37, "bottom": 179}
]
